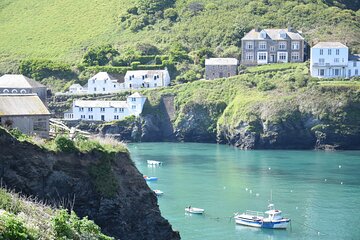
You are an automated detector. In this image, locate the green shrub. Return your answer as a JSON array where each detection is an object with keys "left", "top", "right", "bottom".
[
  {"left": 82, "top": 45, "right": 119, "bottom": 66},
  {"left": 54, "top": 135, "right": 77, "bottom": 153},
  {"left": 19, "top": 59, "right": 75, "bottom": 80},
  {"left": 0, "top": 213, "right": 36, "bottom": 240},
  {"left": 131, "top": 61, "right": 141, "bottom": 69},
  {"left": 164, "top": 8, "right": 178, "bottom": 21}
]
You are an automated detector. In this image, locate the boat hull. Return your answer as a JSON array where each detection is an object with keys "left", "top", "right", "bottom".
[
  {"left": 185, "top": 208, "right": 204, "bottom": 214},
  {"left": 235, "top": 217, "right": 290, "bottom": 229}
]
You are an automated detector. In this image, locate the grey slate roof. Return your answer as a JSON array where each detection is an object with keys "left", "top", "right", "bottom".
[
  {"left": 242, "top": 29, "right": 304, "bottom": 41},
  {"left": 0, "top": 74, "right": 46, "bottom": 89},
  {"left": 0, "top": 94, "right": 50, "bottom": 116},
  {"left": 349, "top": 54, "right": 360, "bottom": 61},
  {"left": 205, "top": 58, "right": 238, "bottom": 66},
  {"left": 312, "top": 42, "right": 348, "bottom": 48}
]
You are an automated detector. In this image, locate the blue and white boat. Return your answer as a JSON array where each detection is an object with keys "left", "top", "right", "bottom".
[
  {"left": 234, "top": 204, "right": 290, "bottom": 229},
  {"left": 144, "top": 176, "right": 158, "bottom": 181}
]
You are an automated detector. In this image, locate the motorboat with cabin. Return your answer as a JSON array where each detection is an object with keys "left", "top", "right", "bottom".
[{"left": 234, "top": 203, "right": 290, "bottom": 229}]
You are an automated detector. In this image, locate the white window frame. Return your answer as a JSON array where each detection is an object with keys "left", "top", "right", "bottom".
[
  {"left": 245, "top": 52, "right": 254, "bottom": 61},
  {"left": 320, "top": 49, "right": 324, "bottom": 55},
  {"left": 278, "top": 41, "right": 287, "bottom": 50},
  {"left": 257, "top": 52, "right": 267, "bottom": 61},
  {"left": 291, "top": 52, "right": 299, "bottom": 61},
  {"left": 328, "top": 49, "right": 332, "bottom": 55},
  {"left": 277, "top": 52, "right": 288, "bottom": 62},
  {"left": 258, "top": 41, "right": 267, "bottom": 50},
  {"left": 245, "top": 41, "right": 254, "bottom": 50},
  {"left": 336, "top": 49, "right": 340, "bottom": 55},
  {"left": 291, "top": 42, "right": 300, "bottom": 50}
]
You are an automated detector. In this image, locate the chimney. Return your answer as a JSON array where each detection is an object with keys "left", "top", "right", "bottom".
[
  {"left": 287, "top": 26, "right": 293, "bottom": 32},
  {"left": 255, "top": 27, "right": 261, "bottom": 32}
]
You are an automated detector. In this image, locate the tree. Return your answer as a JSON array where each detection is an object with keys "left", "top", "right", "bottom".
[
  {"left": 164, "top": 8, "right": 178, "bottom": 21},
  {"left": 82, "top": 45, "right": 119, "bottom": 66},
  {"left": 138, "top": 0, "right": 175, "bottom": 14},
  {"left": 135, "top": 43, "right": 160, "bottom": 55}
]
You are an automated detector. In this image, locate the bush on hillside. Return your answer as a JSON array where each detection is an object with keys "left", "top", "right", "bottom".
[
  {"left": 164, "top": 8, "right": 178, "bottom": 21},
  {"left": 19, "top": 59, "right": 75, "bottom": 80},
  {"left": 54, "top": 135, "right": 77, "bottom": 153},
  {"left": 135, "top": 43, "right": 160, "bottom": 55},
  {"left": 82, "top": 45, "right": 119, "bottom": 66},
  {"left": 0, "top": 213, "right": 37, "bottom": 240}
]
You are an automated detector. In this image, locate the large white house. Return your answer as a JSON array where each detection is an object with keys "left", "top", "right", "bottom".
[
  {"left": 64, "top": 92, "right": 147, "bottom": 121},
  {"left": 310, "top": 42, "right": 360, "bottom": 78},
  {"left": 124, "top": 69, "right": 171, "bottom": 89},
  {"left": 87, "top": 72, "right": 123, "bottom": 94}
]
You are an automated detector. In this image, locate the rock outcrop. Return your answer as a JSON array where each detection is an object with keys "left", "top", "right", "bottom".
[{"left": 0, "top": 128, "right": 180, "bottom": 240}]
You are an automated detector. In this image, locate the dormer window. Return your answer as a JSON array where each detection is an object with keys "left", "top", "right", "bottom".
[
  {"left": 132, "top": 97, "right": 136, "bottom": 102},
  {"left": 129, "top": 76, "right": 132, "bottom": 80},
  {"left": 260, "top": 30, "right": 267, "bottom": 39},
  {"left": 279, "top": 30, "right": 287, "bottom": 39}
]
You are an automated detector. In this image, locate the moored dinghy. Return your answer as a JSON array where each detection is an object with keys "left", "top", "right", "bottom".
[
  {"left": 185, "top": 206, "right": 205, "bottom": 214},
  {"left": 234, "top": 204, "right": 290, "bottom": 229},
  {"left": 153, "top": 189, "right": 164, "bottom": 196},
  {"left": 147, "top": 160, "right": 162, "bottom": 166},
  {"left": 144, "top": 175, "right": 158, "bottom": 181}
]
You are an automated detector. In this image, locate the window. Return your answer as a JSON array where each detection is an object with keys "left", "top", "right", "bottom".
[
  {"left": 291, "top": 42, "right": 300, "bottom": 50},
  {"left": 245, "top": 41, "right": 253, "bottom": 50},
  {"left": 278, "top": 42, "right": 287, "bottom": 50},
  {"left": 334, "top": 58, "right": 339, "bottom": 63},
  {"left": 319, "top": 58, "right": 325, "bottom": 64},
  {"left": 333, "top": 69, "right": 340, "bottom": 76},
  {"left": 154, "top": 83, "right": 157, "bottom": 87},
  {"left": 270, "top": 46, "right": 276, "bottom": 52},
  {"left": 88, "top": 115, "right": 94, "bottom": 120},
  {"left": 336, "top": 49, "right": 340, "bottom": 55},
  {"left": 259, "top": 41, "right": 267, "bottom": 50},
  {"left": 260, "top": 30, "right": 267, "bottom": 39},
  {"left": 291, "top": 52, "right": 299, "bottom": 61},
  {"left": 114, "top": 108, "right": 117, "bottom": 113},
  {"left": 79, "top": 107, "right": 84, "bottom": 112},
  {"left": 348, "top": 70, "right": 351, "bottom": 77},
  {"left": 103, "top": 88, "right": 105, "bottom": 91},
  {"left": 129, "top": 76, "right": 132, "bottom": 80},
  {"left": 81, "top": 115, "right": 85, "bottom": 119},
  {"left": 104, "top": 80, "right": 107, "bottom": 83},
  {"left": 258, "top": 52, "right": 267, "bottom": 61},
  {"left": 119, "top": 108, "right": 124, "bottom": 112},
  {"left": 278, "top": 52, "right": 287, "bottom": 61},
  {"left": 114, "top": 85, "right": 116, "bottom": 88},
  {"left": 355, "top": 69, "right": 359, "bottom": 76},
  {"left": 320, "top": 49, "right": 323, "bottom": 55},
  {"left": 129, "top": 84, "right": 132, "bottom": 88},
  {"left": 114, "top": 115, "right": 119, "bottom": 120},
  {"left": 94, "top": 87, "right": 96, "bottom": 92},
  {"left": 354, "top": 62, "right": 357, "bottom": 67},
  {"left": 245, "top": 52, "right": 254, "bottom": 61},
  {"left": 328, "top": 49, "right": 332, "bottom": 55},
  {"left": 132, "top": 97, "right": 136, "bottom": 102},
  {"left": 100, "top": 108, "right": 105, "bottom": 112},
  {"left": 92, "top": 80, "right": 95, "bottom": 84},
  {"left": 228, "top": 73, "right": 231, "bottom": 77},
  {"left": 319, "top": 69, "right": 325, "bottom": 76},
  {"left": 132, "top": 105, "right": 136, "bottom": 109},
  {"left": 88, "top": 108, "right": 93, "bottom": 112}
]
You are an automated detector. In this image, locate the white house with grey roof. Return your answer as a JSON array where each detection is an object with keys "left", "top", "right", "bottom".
[
  {"left": 64, "top": 92, "right": 147, "bottom": 121},
  {"left": 0, "top": 74, "right": 47, "bottom": 103},
  {"left": 124, "top": 69, "right": 170, "bottom": 89},
  {"left": 0, "top": 94, "right": 50, "bottom": 138},
  {"left": 205, "top": 58, "right": 238, "bottom": 80},
  {"left": 241, "top": 28, "right": 305, "bottom": 65},
  {"left": 310, "top": 42, "right": 360, "bottom": 78},
  {"left": 87, "top": 72, "right": 124, "bottom": 94}
]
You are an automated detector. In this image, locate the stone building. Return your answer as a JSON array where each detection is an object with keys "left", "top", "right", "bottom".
[
  {"left": 241, "top": 28, "right": 305, "bottom": 66},
  {"left": 0, "top": 94, "right": 51, "bottom": 138},
  {"left": 0, "top": 74, "right": 47, "bottom": 103},
  {"left": 205, "top": 58, "right": 239, "bottom": 80}
]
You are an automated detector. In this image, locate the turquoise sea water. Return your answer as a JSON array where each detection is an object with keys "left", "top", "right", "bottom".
[{"left": 128, "top": 143, "right": 360, "bottom": 240}]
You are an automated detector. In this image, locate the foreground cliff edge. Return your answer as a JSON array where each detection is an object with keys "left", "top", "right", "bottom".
[{"left": 0, "top": 128, "right": 180, "bottom": 240}]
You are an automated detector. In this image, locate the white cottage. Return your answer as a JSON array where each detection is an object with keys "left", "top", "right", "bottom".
[
  {"left": 310, "top": 42, "right": 360, "bottom": 78},
  {"left": 87, "top": 72, "right": 124, "bottom": 94},
  {"left": 64, "top": 92, "right": 146, "bottom": 121},
  {"left": 68, "top": 84, "right": 87, "bottom": 94},
  {"left": 124, "top": 69, "right": 170, "bottom": 89}
]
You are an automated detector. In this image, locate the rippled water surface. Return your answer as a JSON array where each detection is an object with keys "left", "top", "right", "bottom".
[{"left": 128, "top": 143, "right": 360, "bottom": 240}]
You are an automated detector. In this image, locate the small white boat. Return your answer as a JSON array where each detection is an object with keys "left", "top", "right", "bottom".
[
  {"left": 185, "top": 207, "right": 205, "bottom": 214},
  {"left": 234, "top": 204, "right": 290, "bottom": 229},
  {"left": 147, "top": 160, "right": 162, "bottom": 166},
  {"left": 153, "top": 190, "right": 164, "bottom": 196},
  {"left": 144, "top": 176, "right": 158, "bottom": 181}
]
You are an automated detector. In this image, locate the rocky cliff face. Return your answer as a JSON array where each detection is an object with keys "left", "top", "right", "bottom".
[
  {"left": 0, "top": 128, "right": 180, "bottom": 240},
  {"left": 100, "top": 86, "right": 360, "bottom": 150}
]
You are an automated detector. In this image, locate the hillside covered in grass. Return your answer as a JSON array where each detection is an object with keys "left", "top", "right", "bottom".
[
  {"left": 98, "top": 63, "right": 360, "bottom": 150},
  {"left": 0, "top": 0, "right": 359, "bottom": 83}
]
